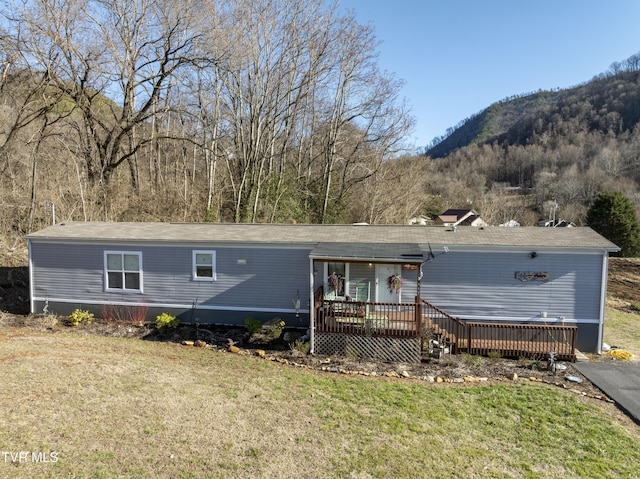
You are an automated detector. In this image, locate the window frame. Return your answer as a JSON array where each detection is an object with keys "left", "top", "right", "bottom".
[
  {"left": 192, "top": 250, "right": 216, "bottom": 281},
  {"left": 324, "top": 261, "right": 349, "bottom": 298},
  {"left": 104, "top": 251, "right": 143, "bottom": 293}
]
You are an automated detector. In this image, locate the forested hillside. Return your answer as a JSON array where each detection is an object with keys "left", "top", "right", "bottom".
[
  {"left": 422, "top": 53, "right": 640, "bottom": 227},
  {"left": 428, "top": 53, "right": 640, "bottom": 158},
  {"left": 0, "top": 0, "right": 639, "bottom": 245},
  {"left": 0, "top": 0, "right": 414, "bottom": 241}
]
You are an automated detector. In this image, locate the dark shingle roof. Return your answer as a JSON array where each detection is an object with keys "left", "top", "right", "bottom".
[
  {"left": 311, "top": 242, "right": 425, "bottom": 262},
  {"left": 26, "top": 221, "right": 620, "bottom": 252}
]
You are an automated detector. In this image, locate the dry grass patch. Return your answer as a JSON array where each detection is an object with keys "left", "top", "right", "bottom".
[
  {"left": 0, "top": 330, "right": 327, "bottom": 478},
  {"left": 1, "top": 329, "right": 640, "bottom": 478},
  {"left": 604, "top": 307, "right": 640, "bottom": 359}
]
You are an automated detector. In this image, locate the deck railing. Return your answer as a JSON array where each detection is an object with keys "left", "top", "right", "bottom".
[
  {"left": 314, "top": 290, "right": 421, "bottom": 338},
  {"left": 313, "top": 286, "right": 577, "bottom": 361},
  {"left": 464, "top": 322, "right": 577, "bottom": 361},
  {"left": 420, "top": 299, "right": 464, "bottom": 353}
]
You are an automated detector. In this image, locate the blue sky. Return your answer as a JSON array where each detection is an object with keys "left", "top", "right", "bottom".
[{"left": 336, "top": 0, "right": 640, "bottom": 150}]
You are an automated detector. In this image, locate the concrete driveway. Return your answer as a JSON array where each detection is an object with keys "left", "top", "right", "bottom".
[{"left": 573, "top": 360, "right": 640, "bottom": 425}]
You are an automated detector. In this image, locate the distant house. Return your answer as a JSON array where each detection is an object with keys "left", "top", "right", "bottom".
[
  {"left": 407, "top": 215, "right": 433, "bottom": 226},
  {"left": 26, "top": 222, "right": 619, "bottom": 359},
  {"left": 436, "top": 209, "right": 487, "bottom": 227},
  {"left": 539, "top": 219, "right": 576, "bottom": 227},
  {"left": 499, "top": 220, "right": 521, "bottom": 227}
]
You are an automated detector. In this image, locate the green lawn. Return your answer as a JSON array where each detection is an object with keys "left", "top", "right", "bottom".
[{"left": 1, "top": 329, "right": 639, "bottom": 479}]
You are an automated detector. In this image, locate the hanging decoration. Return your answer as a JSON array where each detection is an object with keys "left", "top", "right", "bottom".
[
  {"left": 328, "top": 272, "right": 343, "bottom": 293},
  {"left": 387, "top": 274, "right": 403, "bottom": 292}
]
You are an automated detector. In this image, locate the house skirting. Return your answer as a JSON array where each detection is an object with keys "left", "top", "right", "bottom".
[{"left": 314, "top": 333, "right": 421, "bottom": 363}]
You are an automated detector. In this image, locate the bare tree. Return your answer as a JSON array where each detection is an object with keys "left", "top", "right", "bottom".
[
  {"left": 9, "top": 0, "right": 207, "bottom": 186},
  {"left": 210, "top": 0, "right": 327, "bottom": 222},
  {"left": 309, "top": 12, "right": 413, "bottom": 223},
  {"left": 0, "top": 0, "right": 415, "bottom": 229},
  {"left": 200, "top": 0, "right": 413, "bottom": 223}
]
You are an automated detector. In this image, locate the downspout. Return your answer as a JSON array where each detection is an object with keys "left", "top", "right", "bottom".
[
  {"left": 596, "top": 250, "right": 609, "bottom": 355},
  {"left": 27, "top": 239, "right": 34, "bottom": 314},
  {"left": 309, "top": 256, "right": 315, "bottom": 354}
]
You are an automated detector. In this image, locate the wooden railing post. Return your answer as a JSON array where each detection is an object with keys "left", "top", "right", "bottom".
[{"left": 415, "top": 295, "right": 422, "bottom": 337}]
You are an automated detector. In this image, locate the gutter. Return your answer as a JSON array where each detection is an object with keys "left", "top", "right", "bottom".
[{"left": 597, "top": 250, "right": 611, "bottom": 355}]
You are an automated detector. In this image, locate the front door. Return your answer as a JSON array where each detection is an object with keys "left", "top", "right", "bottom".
[{"left": 375, "top": 264, "right": 401, "bottom": 304}]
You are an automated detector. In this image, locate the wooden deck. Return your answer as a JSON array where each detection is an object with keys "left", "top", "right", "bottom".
[
  {"left": 315, "top": 298, "right": 420, "bottom": 338},
  {"left": 313, "top": 289, "right": 577, "bottom": 361},
  {"left": 462, "top": 322, "right": 577, "bottom": 361}
]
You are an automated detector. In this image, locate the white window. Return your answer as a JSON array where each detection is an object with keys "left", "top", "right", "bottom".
[
  {"left": 324, "top": 261, "right": 349, "bottom": 298},
  {"left": 105, "top": 251, "right": 142, "bottom": 292},
  {"left": 193, "top": 250, "right": 216, "bottom": 281}
]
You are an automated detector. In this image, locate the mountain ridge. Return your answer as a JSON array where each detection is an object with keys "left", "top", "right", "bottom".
[{"left": 426, "top": 69, "right": 640, "bottom": 159}]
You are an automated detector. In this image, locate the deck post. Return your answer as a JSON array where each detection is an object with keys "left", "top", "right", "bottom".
[
  {"left": 415, "top": 295, "right": 422, "bottom": 337},
  {"left": 309, "top": 257, "right": 315, "bottom": 354}
]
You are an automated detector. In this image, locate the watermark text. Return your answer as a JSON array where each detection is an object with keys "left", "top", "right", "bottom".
[{"left": 2, "top": 451, "right": 59, "bottom": 463}]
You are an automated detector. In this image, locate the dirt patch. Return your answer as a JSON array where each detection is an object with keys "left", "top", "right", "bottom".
[
  {"left": 607, "top": 257, "right": 640, "bottom": 308},
  {"left": 0, "top": 244, "right": 29, "bottom": 316}
]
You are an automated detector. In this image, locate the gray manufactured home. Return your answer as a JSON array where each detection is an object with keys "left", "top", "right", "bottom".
[{"left": 27, "top": 222, "right": 619, "bottom": 357}]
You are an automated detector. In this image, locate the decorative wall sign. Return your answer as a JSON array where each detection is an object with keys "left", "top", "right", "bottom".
[{"left": 515, "top": 271, "right": 549, "bottom": 282}]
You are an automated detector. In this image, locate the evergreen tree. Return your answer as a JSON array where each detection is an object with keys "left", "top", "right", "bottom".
[{"left": 586, "top": 191, "right": 640, "bottom": 257}]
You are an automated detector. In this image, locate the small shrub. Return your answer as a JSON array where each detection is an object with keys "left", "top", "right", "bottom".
[
  {"left": 290, "top": 339, "right": 311, "bottom": 355},
  {"left": 155, "top": 312, "right": 179, "bottom": 329},
  {"left": 461, "top": 353, "right": 483, "bottom": 367},
  {"left": 488, "top": 350, "right": 502, "bottom": 363},
  {"left": 244, "top": 317, "right": 263, "bottom": 335},
  {"left": 40, "top": 314, "right": 59, "bottom": 328},
  {"left": 102, "top": 303, "right": 148, "bottom": 326},
  {"left": 269, "top": 319, "right": 285, "bottom": 339},
  {"left": 629, "top": 303, "right": 640, "bottom": 313},
  {"left": 68, "top": 309, "right": 94, "bottom": 327}
]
